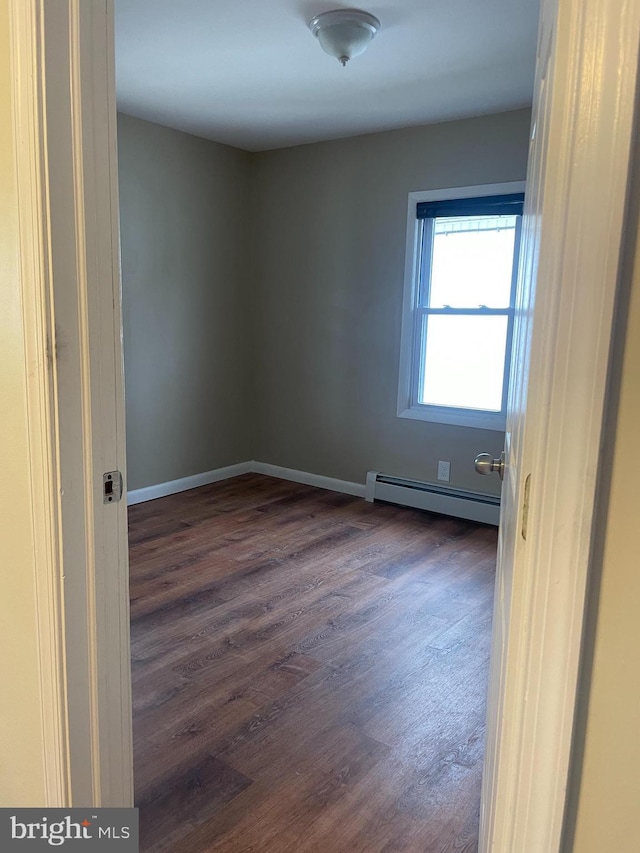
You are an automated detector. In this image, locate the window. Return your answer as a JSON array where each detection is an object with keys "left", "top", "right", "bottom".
[{"left": 398, "top": 182, "right": 525, "bottom": 430}]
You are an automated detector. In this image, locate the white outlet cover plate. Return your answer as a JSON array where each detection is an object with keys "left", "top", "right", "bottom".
[{"left": 438, "top": 461, "right": 451, "bottom": 481}]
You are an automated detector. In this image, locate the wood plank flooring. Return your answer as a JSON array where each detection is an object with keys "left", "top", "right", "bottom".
[{"left": 129, "top": 473, "right": 497, "bottom": 852}]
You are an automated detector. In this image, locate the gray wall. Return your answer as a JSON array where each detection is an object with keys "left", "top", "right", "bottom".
[
  {"left": 251, "top": 109, "right": 531, "bottom": 493},
  {"left": 119, "top": 109, "right": 531, "bottom": 494},
  {"left": 118, "top": 114, "right": 252, "bottom": 491}
]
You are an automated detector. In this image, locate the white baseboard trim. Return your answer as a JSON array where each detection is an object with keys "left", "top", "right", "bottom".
[
  {"left": 251, "top": 461, "right": 366, "bottom": 498},
  {"left": 126, "top": 461, "right": 253, "bottom": 506},
  {"left": 126, "top": 460, "right": 366, "bottom": 505},
  {"left": 126, "top": 461, "right": 497, "bottom": 525}
]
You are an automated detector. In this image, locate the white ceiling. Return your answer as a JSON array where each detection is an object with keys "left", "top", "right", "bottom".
[{"left": 115, "top": 0, "right": 540, "bottom": 152}]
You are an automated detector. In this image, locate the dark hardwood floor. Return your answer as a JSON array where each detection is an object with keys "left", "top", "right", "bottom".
[{"left": 129, "top": 473, "right": 497, "bottom": 852}]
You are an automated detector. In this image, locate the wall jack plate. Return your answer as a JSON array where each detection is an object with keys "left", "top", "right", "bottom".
[{"left": 437, "top": 461, "right": 451, "bottom": 482}]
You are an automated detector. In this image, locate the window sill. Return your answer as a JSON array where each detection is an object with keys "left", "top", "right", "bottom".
[{"left": 397, "top": 405, "right": 506, "bottom": 432}]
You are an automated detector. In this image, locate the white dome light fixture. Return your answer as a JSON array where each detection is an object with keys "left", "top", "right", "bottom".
[{"left": 308, "top": 9, "right": 381, "bottom": 67}]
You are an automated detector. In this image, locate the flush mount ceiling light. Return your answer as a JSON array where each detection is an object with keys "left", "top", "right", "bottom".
[{"left": 308, "top": 9, "right": 381, "bottom": 67}]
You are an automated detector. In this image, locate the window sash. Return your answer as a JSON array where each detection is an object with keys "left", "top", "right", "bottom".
[
  {"left": 410, "top": 214, "right": 523, "bottom": 418},
  {"left": 418, "top": 307, "right": 515, "bottom": 316}
]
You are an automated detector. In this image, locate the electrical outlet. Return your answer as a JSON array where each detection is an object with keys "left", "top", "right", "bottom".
[{"left": 437, "top": 460, "right": 450, "bottom": 482}]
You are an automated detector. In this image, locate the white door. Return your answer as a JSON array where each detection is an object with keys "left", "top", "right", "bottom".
[
  {"left": 478, "top": 3, "right": 556, "bottom": 846},
  {"left": 477, "top": 0, "right": 640, "bottom": 850}
]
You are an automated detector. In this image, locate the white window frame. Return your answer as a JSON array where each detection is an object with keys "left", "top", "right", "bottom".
[{"left": 397, "top": 181, "right": 526, "bottom": 431}]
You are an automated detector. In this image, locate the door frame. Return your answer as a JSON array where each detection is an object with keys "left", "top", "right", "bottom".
[
  {"left": 8, "top": 0, "right": 639, "bottom": 845},
  {"left": 479, "top": 1, "right": 640, "bottom": 850},
  {"left": 9, "top": 0, "right": 132, "bottom": 805}
]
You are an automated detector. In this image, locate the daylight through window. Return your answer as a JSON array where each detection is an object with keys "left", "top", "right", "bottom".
[{"left": 398, "top": 187, "right": 524, "bottom": 430}]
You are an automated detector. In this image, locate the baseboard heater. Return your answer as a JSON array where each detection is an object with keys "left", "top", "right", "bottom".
[{"left": 365, "top": 471, "right": 500, "bottom": 526}]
